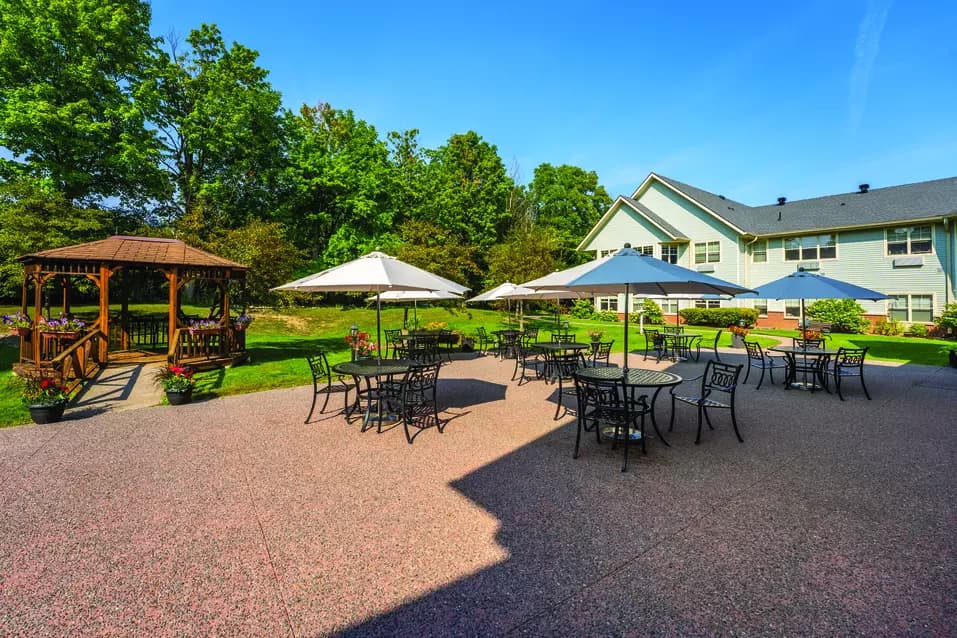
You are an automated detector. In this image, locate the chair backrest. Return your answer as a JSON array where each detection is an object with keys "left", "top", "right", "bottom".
[
  {"left": 793, "top": 338, "right": 824, "bottom": 349},
  {"left": 663, "top": 325, "right": 684, "bottom": 334},
  {"left": 408, "top": 336, "right": 438, "bottom": 362},
  {"left": 551, "top": 331, "right": 572, "bottom": 343},
  {"left": 593, "top": 341, "right": 613, "bottom": 363},
  {"left": 476, "top": 326, "right": 489, "bottom": 339},
  {"left": 743, "top": 340, "right": 765, "bottom": 361},
  {"left": 306, "top": 352, "right": 332, "bottom": 384},
  {"left": 403, "top": 362, "right": 440, "bottom": 401},
  {"left": 835, "top": 346, "right": 867, "bottom": 367},
  {"left": 573, "top": 372, "right": 624, "bottom": 411},
  {"left": 552, "top": 351, "right": 584, "bottom": 379},
  {"left": 701, "top": 360, "right": 742, "bottom": 399},
  {"left": 711, "top": 329, "right": 723, "bottom": 359},
  {"left": 384, "top": 328, "right": 402, "bottom": 343}
]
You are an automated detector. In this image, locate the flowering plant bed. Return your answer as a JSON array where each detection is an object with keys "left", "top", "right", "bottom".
[
  {"left": 233, "top": 313, "right": 253, "bottom": 331},
  {"left": 728, "top": 325, "right": 749, "bottom": 338},
  {"left": 344, "top": 331, "right": 377, "bottom": 358},
  {"left": 801, "top": 329, "right": 822, "bottom": 340},
  {"left": 2, "top": 311, "right": 32, "bottom": 332},
  {"left": 188, "top": 319, "right": 220, "bottom": 332},
  {"left": 21, "top": 375, "right": 70, "bottom": 407},
  {"left": 38, "top": 316, "right": 86, "bottom": 333}
]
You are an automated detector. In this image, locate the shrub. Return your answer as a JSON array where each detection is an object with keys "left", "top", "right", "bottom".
[
  {"left": 908, "top": 322, "right": 929, "bottom": 338},
  {"left": 638, "top": 299, "right": 664, "bottom": 325},
  {"left": 936, "top": 303, "right": 957, "bottom": 335},
  {"left": 872, "top": 318, "right": 904, "bottom": 336},
  {"left": 805, "top": 298, "right": 869, "bottom": 333},
  {"left": 571, "top": 298, "right": 596, "bottom": 319},
  {"left": 595, "top": 310, "right": 620, "bottom": 323},
  {"left": 677, "top": 307, "right": 758, "bottom": 328}
]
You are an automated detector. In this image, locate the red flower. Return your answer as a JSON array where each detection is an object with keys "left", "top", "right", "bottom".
[{"left": 40, "top": 379, "right": 54, "bottom": 389}]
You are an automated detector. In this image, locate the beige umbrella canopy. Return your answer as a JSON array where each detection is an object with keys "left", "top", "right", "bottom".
[{"left": 273, "top": 251, "right": 468, "bottom": 359}]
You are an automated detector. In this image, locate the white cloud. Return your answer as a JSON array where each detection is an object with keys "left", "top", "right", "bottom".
[{"left": 849, "top": 0, "right": 893, "bottom": 131}]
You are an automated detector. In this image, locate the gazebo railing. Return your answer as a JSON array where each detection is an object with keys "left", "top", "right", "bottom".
[
  {"left": 47, "top": 329, "right": 106, "bottom": 393},
  {"left": 168, "top": 326, "right": 246, "bottom": 365}
]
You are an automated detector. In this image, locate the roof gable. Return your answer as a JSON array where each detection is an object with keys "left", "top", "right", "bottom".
[{"left": 19, "top": 236, "right": 248, "bottom": 269}]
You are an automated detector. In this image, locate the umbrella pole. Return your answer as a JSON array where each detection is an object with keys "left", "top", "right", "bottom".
[
  {"left": 624, "top": 283, "right": 630, "bottom": 370},
  {"left": 414, "top": 300, "right": 417, "bottom": 329},
  {"left": 376, "top": 293, "right": 382, "bottom": 363}
]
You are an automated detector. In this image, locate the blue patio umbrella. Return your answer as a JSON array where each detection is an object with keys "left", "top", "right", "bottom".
[
  {"left": 523, "top": 243, "right": 754, "bottom": 368},
  {"left": 737, "top": 269, "right": 888, "bottom": 327}
]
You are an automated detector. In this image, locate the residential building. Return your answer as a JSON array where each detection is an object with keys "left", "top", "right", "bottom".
[{"left": 578, "top": 173, "right": 957, "bottom": 328}]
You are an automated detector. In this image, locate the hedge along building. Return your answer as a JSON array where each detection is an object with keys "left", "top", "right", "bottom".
[
  {"left": 577, "top": 173, "right": 957, "bottom": 329},
  {"left": 13, "top": 236, "right": 248, "bottom": 390}
]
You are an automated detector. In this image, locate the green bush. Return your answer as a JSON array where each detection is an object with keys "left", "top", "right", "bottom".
[
  {"left": 872, "top": 318, "right": 904, "bottom": 336},
  {"left": 677, "top": 307, "right": 758, "bottom": 328},
  {"left": 806, "top": 298, "right": 869, "bottom": 333},
  {"left": 571, "top": 298, "right": 596, "bottom": 319},
  {"left": 637, "top": 299, "right": 664, "bottom": 325},
  {"left": 595, "top": 310, "right": 620, "bottom": 322},
  {"left": 936, "top": 303, "right": 957, "bottom": 334},
  {"left": 908, "top": 322, "right": 929, "bottom": 338}
]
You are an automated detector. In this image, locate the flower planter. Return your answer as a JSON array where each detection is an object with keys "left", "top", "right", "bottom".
[
  {"left": 10, "top": 327, "right": 31, "bottom": 337},
  {"left": 949, "top": 349, "right": 957, "bottom": 369},
  {"left": 166, "top": 388, "right": 193, "bottom": 405},
  {"left": 731, "top": 335, "right": 745, "bottom": 348},
  {"left": 28, "top": 402, "right": 66, "bottom": 424},
  {"left": 42, "top": 331, "right": 80, "bottom": 340}
]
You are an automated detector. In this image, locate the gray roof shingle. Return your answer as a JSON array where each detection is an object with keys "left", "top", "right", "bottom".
[{"left": 654, "top": 174, "right": 957, "bottom": 236}]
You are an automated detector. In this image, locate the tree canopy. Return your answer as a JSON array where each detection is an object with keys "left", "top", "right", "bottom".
[{"left": 0, "top": 4, "right": 614, "bottom": 302}]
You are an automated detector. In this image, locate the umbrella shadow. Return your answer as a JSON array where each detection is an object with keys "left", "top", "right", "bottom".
[{"left": 437, "top": 378, "right": 507, "bottom": 410}]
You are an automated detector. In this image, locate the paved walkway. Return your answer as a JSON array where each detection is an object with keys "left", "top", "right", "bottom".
[{"left": 0, "top": 351, "right": 954, "bottom": 636}]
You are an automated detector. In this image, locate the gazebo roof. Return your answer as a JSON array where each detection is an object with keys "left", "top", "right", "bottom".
[{"left": 18, "top": 236, "right": 247, "bottom": 270}]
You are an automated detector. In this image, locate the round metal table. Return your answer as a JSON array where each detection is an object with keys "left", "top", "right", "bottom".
[{"left": 332, "top": 359, "right": 414, "bottom": 430}]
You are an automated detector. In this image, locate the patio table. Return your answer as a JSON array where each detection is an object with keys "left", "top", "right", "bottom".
[
  {"left": 333, "top": 359, "right": 414, "bottom": 430},
  {"left": 662, "top": 332, "right": 702, "bottom": 361},
  {"left": 768, "top": 345, "right": 840, "bottom": 391},
  {"left": 574, "top": 366, "right": 683, "bottom": 446}
]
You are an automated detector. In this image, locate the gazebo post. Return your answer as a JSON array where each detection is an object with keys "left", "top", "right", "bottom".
[
  {"left": 62, "top": 276, "right": 71, "bottom": 317},
  {"left": 31, "top": 268, "right": 42, "bottom": 365},
  {"left": 168, "top": 267, "right": 179, "bottom": 356},
  {"left": 98, "top": 265, "right": 110, "bottom": 362},
  {"left": 120, "top": 270, "right": 130, "bottom": 350},
  {"left": 222, "top": 276, "right": 230, "bottom": 324}
]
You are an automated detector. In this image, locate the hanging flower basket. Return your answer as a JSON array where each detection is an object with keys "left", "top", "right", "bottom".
[{"left": 11, "top": 327, "right": 31, "bottom": 337}]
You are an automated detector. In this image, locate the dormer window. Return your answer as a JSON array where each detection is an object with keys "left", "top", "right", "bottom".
[{"left": 886, "top": 225, "right": 932, "bottom": 256}]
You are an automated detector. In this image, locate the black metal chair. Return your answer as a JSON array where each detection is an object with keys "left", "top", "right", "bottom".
[
  {"left": 550, "top": 331, "right": 575, "bottom": 344},
  {"left": 573, "top": 373, "right": 650, "bottom": 472},
  {"left": 743, "top": 340, "right": 785, "bottom": 389},
  {"left": 643, "top": 328, "right": 665, "bottom": 361},
  {"left": 407, "top": 335, "right": 439, "bottom": 364},
  {"left": 788, "top": 338, "right": 827, "bottom": 387},
  {"left": 398, "top": 362, "right": 443, "bottom": 443},
  {"left": 549, "top": 351, "right": 585, "bottom": 420},
  {"left": 305, "top": 352, "right": 355, "bottom": 422},
  {"left": 710, "top": 329, "right": 723, "bottom": 361},
  {"left": 474, "top": 327, "right": 494, "bottom": 354},
  {"left": 523, "top": 327, "right": 539, "bottom": 342},
  {"left": 669, "top": 360, "right": 744, "bottom": 444},
  {"left": 512, "top": 335, "right": 544, "bottom": 385},
  {"left": 824, "top": 346, "right": 871, "bottom": 400},
  {"left": 589, "top": 340, "right": 614, "bottom": 367},
  {"left": 793, "top": 337, "right": 824, "bottom": 349},
  {"left": 496, "top": 331, "right": 520, "bottom": 359},
  {"left": 438, "top": 328, "right": 455, "bottom": 362},
  {"left": 384, "top": 329, "right": 404, "bottom": 359}
]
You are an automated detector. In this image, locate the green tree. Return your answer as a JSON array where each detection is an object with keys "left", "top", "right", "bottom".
[
  {"left": 0, "top": 0, "right": 161, "bottom": 205},
  {"left": 140, "top": 24, "right": 286, "bottom": 234},
  {"left": 213, "top": 220, "right": 302, "bottom": 305},
  {"left": 527, "top": 163, "right": 611, "bottom": 265},
  {"left": 396, "top": 220, "right": 479, "bottom": 288},
  {"left": 283, "top": 103, "right": 394, "bottom": 267},
  {"left": 420, "top": 131, "right": 512, "bottom": 256},
  {"left": 485, "top": 223, "right": 558, "bottom": 286},
  {"left": 0, "top": 178, "right": 112, "bottom": 297}
]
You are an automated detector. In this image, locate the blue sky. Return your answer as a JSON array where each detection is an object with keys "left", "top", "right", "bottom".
[{"left": 149, "top": 0, "right": 957, "bottom": 205}]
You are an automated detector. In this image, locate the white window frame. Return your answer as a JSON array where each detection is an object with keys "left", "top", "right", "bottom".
[
  {"left": 784, "top": 299, "right": 802, "bottom": 318},
  {"left": 887, "top": 293, "right": 934, "bottom": 322},
  {"left": 694, "top": 241, "right": 720, "bottom": 264},
  {"left": 661, "top": 244, "right": 678, "bottom": 264},
  {"left": 694, "top": 299, "right": 721, "bottom": 309},
  {"left": 751, "top": 239, "right": 767, "bottom": 263},
  {"left": 784, "top": 234, "right": 837, "bottom": 262},
  {"left": 636, "top": 244, "right": 654, "bottom": 256},
  {"left": 598, "top": 296, "right": 618, "bottom": 312},
  {"left": 885, "top": 225, "right": 934, "bottom": 256},
  {"left": 658, "top": 299, "right": 678, "bottom": 314},
  {"left": 598, "top": 248, "right": 617, "bottom": 258},
  {"left": 753, "top": 300, "right": 768, "bottom": 317}
]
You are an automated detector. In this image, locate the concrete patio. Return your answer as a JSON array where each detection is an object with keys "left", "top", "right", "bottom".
[{"left": 1, "top": 350, "right": 954, "bottom": 636}]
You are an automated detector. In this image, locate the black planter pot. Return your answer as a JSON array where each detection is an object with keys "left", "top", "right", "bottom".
[
  {"left": 28, "top": 402, "right": 66, "bottom": 424},
  {"left": 166, "top": 388, "right": 193, "bottom": 405},
  {"left": 949, "top": 349, "right": 957, "bottom": 368}
]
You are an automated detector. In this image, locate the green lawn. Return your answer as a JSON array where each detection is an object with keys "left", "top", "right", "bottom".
[{"left": 2, "top": 303, "right": 954, "bottom": 427}]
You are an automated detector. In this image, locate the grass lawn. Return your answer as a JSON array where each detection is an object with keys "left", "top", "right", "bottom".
[{"left": 2, "top": 303, "right": 954, "bottom": 427}]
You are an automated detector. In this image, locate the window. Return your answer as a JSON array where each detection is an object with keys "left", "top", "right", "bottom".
[
  {"left": 784, "top": 300, "right": 801, "bottom": 318},
  {"left": 754, "top": 300, "right": 768, "bottom": 317},
  {"left": 598, "top": 248, "right": 617, "bottom": 258},
  {"left": 657, "top": 299, "right": 678, "bottom": 314},
  {"left": 694, "top": 241, "right": 720, "bottom": 264},
  {"left": 888, "top": 294, "right": 933, "bottom": 322},
  {"left": 694, "top": 299, "right": 720, "bottom": 309},
  {"left": 661, "top": 245, "right": 678, "bottom": 264},
  {"left": 637, "top": 244, "right": 654, "bottom": 256},
  {"left": 784, "top": 234, "right": 836, "bottom": 261},
  {"left": 886, "top": 225, "right": 933, "bottom": 256},
  {"left": 751, "top": 240, "right": 767, "bottom": 263},
  {"left": 598, "top": 296, "right": 618, "bottom": 312}
]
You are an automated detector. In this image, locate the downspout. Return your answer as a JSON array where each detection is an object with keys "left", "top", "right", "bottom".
[
  {"left": 945, "top": 215, "right": 956, "bottom": 305},
  {"left": 742, "top": 235, "right": 760, "bottom": 311}
]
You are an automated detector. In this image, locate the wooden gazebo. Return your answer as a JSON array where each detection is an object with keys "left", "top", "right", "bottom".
[{"left": 13, "top": 236, "right": 249, "bottom": 388}]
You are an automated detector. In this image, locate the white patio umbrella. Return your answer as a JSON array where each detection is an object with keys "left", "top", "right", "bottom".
[
  {"left": 523, "top": 243, "right": 754, "bottom": 368},
  {"left": 500, "top": 287, "right": 592, "bottom": 329},
  {"left": 273, "top": 251, "right": 468, "bottom": 360},
  {"left": 366, "top": 289, "right": 463, "bottom": 328},
  {"left": 466, "top": 282, "right": 528, "bottom": 327}
]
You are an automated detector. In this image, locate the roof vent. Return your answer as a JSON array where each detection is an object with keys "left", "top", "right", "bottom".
[
  {"left": 777, "top": 197, "right": 787, "bottom": 206},
  {"left": 718, "top": 194, "right": 726, "bottom": 200},
  {"left": 858, "top": 183, "right": 870, "bottom": 193}
]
